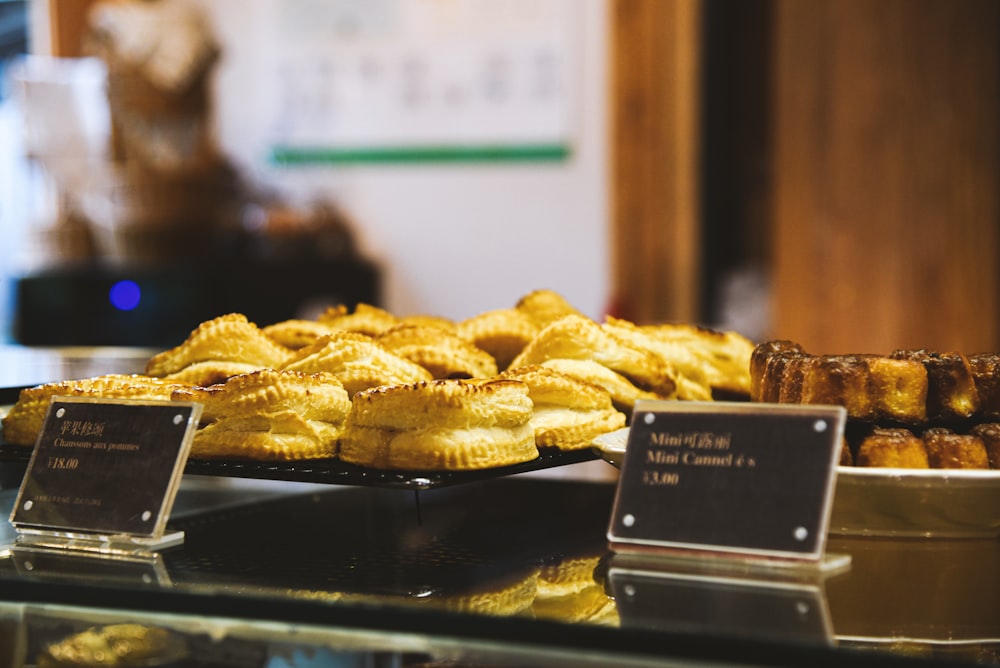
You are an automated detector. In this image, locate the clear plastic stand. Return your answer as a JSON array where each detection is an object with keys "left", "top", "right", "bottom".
[
  {"left": 1, "top": 539, "right": 173, "bottom": 588},
  {"left": 11, "top": 527, "right": 184, "bottom": 559},
  {"left": 607, "top": 545, "right": 851, "bottom": 581}
]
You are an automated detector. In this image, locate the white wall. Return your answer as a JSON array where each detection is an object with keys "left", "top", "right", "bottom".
[{"left": 199, "top": 0, "right": 611, "bottom": 322}]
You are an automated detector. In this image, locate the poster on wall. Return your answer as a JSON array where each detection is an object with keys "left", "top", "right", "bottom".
[{"left": 263, "top": 0, "right": 576, "bottom": 164}]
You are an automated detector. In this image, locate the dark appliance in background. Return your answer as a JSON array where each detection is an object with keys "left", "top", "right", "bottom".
[{"left": 12, "top": 256, "right": 380, "bottom": 347}]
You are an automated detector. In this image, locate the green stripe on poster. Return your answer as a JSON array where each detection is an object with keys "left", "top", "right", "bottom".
[{"left": 270, "top": 144, "right": 571, "bottom": 165}]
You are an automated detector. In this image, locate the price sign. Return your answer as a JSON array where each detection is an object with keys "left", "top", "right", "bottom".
[
  {"left": 11, "top": 397, "right": 202, "bottom": 539},
  {"left": 608, "top": 400, "right": 845, "bottom": 561}
]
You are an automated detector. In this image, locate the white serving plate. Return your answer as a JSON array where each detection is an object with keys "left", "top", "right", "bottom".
[{"left": 592, "top": 429, "right": 1000, "bottom": 539}]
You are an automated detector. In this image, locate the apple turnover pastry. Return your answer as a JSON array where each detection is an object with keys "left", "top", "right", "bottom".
[
  {"left": 501, "top": 365, "right": 625, "bottom": 450},
  {"left": 509, "top": 315, "right": 679, "bottom": 402},
  {"left": 514, "top": 288, "right": 584, "bottom": 328},
  {"left": 456, "top": 307, "right": 539, "bottom": 370},
  {"left": 317, "top": 302, "right": 400, "bottom": 336},
  {"left": 1, "top": 374, "right": 191, "bottom": 446},
  {"left": 605, "top": 317, "right": 755, "bottom": 398},
  {"left": 537, "top": 358, "right": 663, "bottom": 413},
  {"left": 398, "top": 313, "right": 457, "bottom": 331},
  {"left": 144, "top": 313, "right": 291, "bottom": 385},
  {"left": 172, "top": 369, "right": 350, "bottom": 460},
  {"left": 377, "top": 323, "right": 498, "bottom": 379},
  {"left": 262, "top": 319, "right": 337, "bottom": 350},
  {"left": 340, "top": 378, "right": 538, "bottom": 470},
  {"left": 281, "top": 331, "right": 432, "bottom": 396}
]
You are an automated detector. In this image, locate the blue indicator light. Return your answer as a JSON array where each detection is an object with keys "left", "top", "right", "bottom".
[{"left": 109, "top": 280, "right": 141, "bottom": 311}]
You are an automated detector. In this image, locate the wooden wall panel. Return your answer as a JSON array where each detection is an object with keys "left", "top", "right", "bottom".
[
  {"left": 46, "top": 0, "right": 97, "bottom": 57},
  {"left": 609, "top": 0, "right": 702, "bottom": 325},
  {"left": 770, "top": 0, "right": 1000, "bottom": 354}
]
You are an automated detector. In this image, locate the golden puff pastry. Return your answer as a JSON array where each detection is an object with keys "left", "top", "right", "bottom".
[
  {"left": 502, "top": 365, "right": 626, "bottom": 450},
  {"left": 159, "top": 361, "right": 266, "bottom": 387},
  {"left": 281, "top": 331, "right": 432, "bottom": 396},
  {"left": 144, "top": 313, "right": 290, "bottom": 380},
  {"left": 1, "top": 374, "right": 191, "bottom": 446},
  {"left": 341, "top": 378, "right": 538, "bottom": 470},
  {"left": 514, "top": 288, "right": 584, "bottom": 328},
  {"left": 600, "top": 317, "right": 715, "bottom": 401},
  {"left": 186, "top": 411, "right": 342, "bottom": 461},
  {"left": 317, "top": 302, "right": 399, "bottom": 337},
  {"left": 377, "top": 323, "right": 498, "bottom": 379},
  {"left": 172, "top": 369, "right": 349, "bottom": 424},
  {"left": 607, "top": 317, "right": 755, "bottom": 398},
  {"left": 172, "top": 369, "right": 350, "bottom": 461},
  {"left": 261, "top": 319, "right": 337, "bottom": 350},
  {"left": 510, "top": 315, "right": 679, "bottom": 399},
  {"left": 398, "top": 313, "right": 457, "bottom": 331},
  {"left": 537, "top": 358, "right": 663, "bottom": 413},
  {"left": 455, "top": 307, "right": 539, "bottom": 370}
]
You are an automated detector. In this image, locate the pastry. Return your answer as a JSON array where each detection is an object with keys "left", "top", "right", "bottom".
[
  {"left": 751, "top": 342, "right": 968, "bottom": 425},
  {"left": 751, "top": 340, "right": 1000, "bottom": 468},
  {"left": 455, "top": 307, "right": 539, "bottom": 370},
  {"left": 865, "top": 355, "right": 929, "bottom": 423},
  {"left": 889, "top": 350, "right": 980, "bottom": 421},
  {"left": 510, "top": 315, "right": 679, "bottom": 400},
  {"left": 281, "top": 331, "right": 432, "bottom": 396},
  {"left": 262, "top": 319, "right": 336, "bottom": 350},
  {"left": 799, "top": 355, "right": 877, "bottom": 420},
  {"left": 398, "top": 313, "right": 457, "bottom": 331},
  {"left": 377, "top": 323, "right": 498, "bottom": 379},
  {"left": 317, "top": 302, "right": 399, "bottom": 336},
  {"left": 1, "top": 374, "right": 191, "bottom": 446},
  {"left": 172, "top": 369, "right": 349, "bottom": 461},
  {"left": 158, "top": 360, "right": 266, "bottom": 387},
  {"left": 855, "top": 428, "right": 930, "bottom": 468},
  {"left": 969, "top": 353, "right": 1000, "bottom": 419},
  {"left": 969, "top": 423, "right": 1000, "bottom": 468},
  {"left": 502, "top": 365, "right": 625, "bottom": 449},
  {"left": 537, "top": 358, "right": 663, "bottom": 413},
  {"left": 340, "top": 378, "right": 537, "bottom": 470},
  {"left": 750, "top": 340, "right": 805, "bottom": 403},
  {"left": 606, "top": 317, "right": 755, "bottom": 398},
  {"left": 144, "top": 313, "right": 290, "bottom": 380},
  {"left": 514, "top": 289, "right": 584, "bottom": 328},
  {"left": 921, "top": 427, "right": 990, "bottom": 469},
  {"left": 173, "top": 368, "right": 348, "bottom": 423}
]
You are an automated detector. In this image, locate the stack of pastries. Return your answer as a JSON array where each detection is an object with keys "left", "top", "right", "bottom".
[
  {"left": 1, "top": 290, "right": 754, "bottom": 470},
  {"left": 751, "top": 341, "right": 1000, "bottom": 469}
]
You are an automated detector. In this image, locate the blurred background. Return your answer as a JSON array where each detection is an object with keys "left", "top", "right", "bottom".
[{"left": 0, "top": 0, "right": 997, "bottom": 354}]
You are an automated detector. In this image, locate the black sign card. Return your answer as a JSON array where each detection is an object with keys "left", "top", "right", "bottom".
[
  {"left": 608, "top": 400, "right": 845, "bottom": 560},
  {"left": 11, "top": 397, "right": 202, "bottom": 538}
]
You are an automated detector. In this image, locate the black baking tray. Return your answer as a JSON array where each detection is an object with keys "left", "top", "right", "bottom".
[
  {"left": 1, "top": 383, "right": 601, "bottom": 489},
  {"left": 0, "top": 431, "right": 599, "bottom": 490}
]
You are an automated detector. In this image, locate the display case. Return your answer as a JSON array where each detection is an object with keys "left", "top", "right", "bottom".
[{"left": 1, "top": 348, "right": 998, "bottom": 667}]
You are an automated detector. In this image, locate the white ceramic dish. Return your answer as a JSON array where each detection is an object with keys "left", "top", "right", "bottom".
[{"left": 592, "top": 429, "right": 1000, "bottom": 539}]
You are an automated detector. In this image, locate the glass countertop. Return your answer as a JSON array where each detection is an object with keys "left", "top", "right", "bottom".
[{"left": 0, "top": 475, "right": 996, "bottom": 667}]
